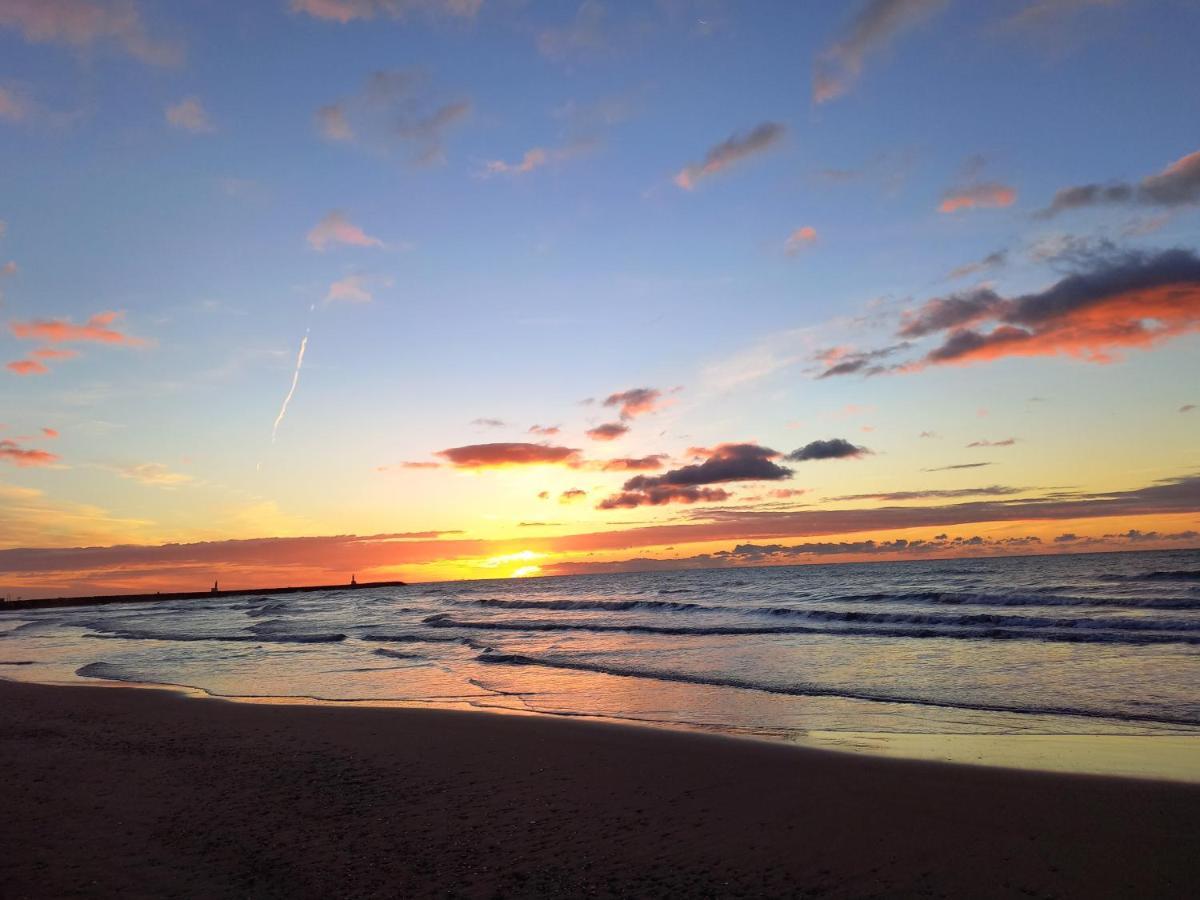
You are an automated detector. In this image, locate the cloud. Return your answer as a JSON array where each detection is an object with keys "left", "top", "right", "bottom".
[
  {"left": 6, "top": 358, "right": 47, "bottom": 375},
  {"left": 0, "top": 0, "right": 183, "bottom": 65},
  {"left": 784, "top": 226, "right": 818, "bottom": 255},
  {"left": 290, "top": 0, "right": 483, "bottom": 23},
  {"left": 528, "top": 424, "right": 560, "bottom": 436},
  {"left": 9, "top": 311, "right": 142, "bottom": 345},
  {"left": 923, "top": 462, "right": 993, "bottom": 471},
  {"left": 939, "top": 182, "right": 1017, "bottom": 214},
  {"left": 0, "top": 438, "right": 58, "bottom": 467},
  {"left": 42, "top": 427, "right": 59, "bottom": 438},
  {"left": 1005, "top": 0, "right": 1124, "bottom": 30},
  {"left": 786, "top": 438, "right": 870, "bottom": 461},
  {"left": 307, "top": 211, "right": 384, "bottom": 251},
  {"left": 1181, "top": 404, "right": 1195, "bottom": 414},
  {"left": 966, "top": 438, "right": 1017, "bottom": 448},
  {"left": 914, "top": 248, "right": 1200, "bottom": 368},
  {"left": 1039, "top": 149, "right": 1200, "bottom": 218},
  {"left": 559, "top": 488, "right": 587, "bottom": 504},
  {"left": 597, "top": 485, "right": 731, "bottom": 510},
  {"left": 603, "top": 386, "right": 668, "bottom": 420},
  {"left": 822, "top": 248, "right": 1200, "bottom": 375},
  {"left": 317, "top": 70, "right": 471, "bottom": 165},
  {"left": 948, "top": 250, "right": 1007, "bottom": 281},
  {"left": 816, "top": 342, "right": 909, "bottom": 378},
  {"left": 0, "top": 85, "right": 26, "bottom": 122},
  {"left": 586, "top": 422, "right": 629, "bottom": 442},
  {"left": 813, "top": 0, "right": 948, "bottom": 103},
  {"left": 830, "top": 486, "right": 1023, "bottom": 501},
  {"left": 165, "top": 97, "right": 214, "bottom": 133},
  {"left": 434, "top": 442, "right": 582, "bottom": 469},
  {"left": 325, "top": 274, "right": 372, "bottom": 303},
  {"left": 674, "top": 122, "right": 784, "bottom": 190},
  {"left": 32, "top": 347, "right": 78, "bottom": 359},
  {"left": 115, "top": 462, "right": 191, "bottom": 487},
  {"left": 596, "top": 455, "right": 667, "bottom": 472},
  {"left": 471, "top": 418, "right": 506, "bottom": 428},
  {"left": 2, "top": 260, "right": 16, "bottom": 275},
  {"left": 627, "top": 443, "right": 792, "bottom": 489}
]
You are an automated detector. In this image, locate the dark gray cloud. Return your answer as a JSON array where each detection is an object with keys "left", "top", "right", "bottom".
[
  {"left": 626, "top": 443, "right": 792, "bottom": 489},
  {"left": 597, "top": 485, "right": 731, "bottom": 510},
  {"left": 603, "top": 387, "right": 665, "bottom": 419},
  {"left": 586, "top": 422, "right": 630, "bottom": 441},
  {"left": 898, "top": 288, "right": 1002, "bottom": 338},
  {"left": 786, "top": 439, "right": 870, "bottom": 462},
  {"left": 923, "top": 462, "right": 993, "bottom": 471},
  {"left": 966, "top": 438, "right": 1017, "bottom": 448},
  {"left": 1038, "top": 149, "right": 1200, "bottom": 218},
  {"left": 471, "top": 417, "right": 506, "bottom": 428}
]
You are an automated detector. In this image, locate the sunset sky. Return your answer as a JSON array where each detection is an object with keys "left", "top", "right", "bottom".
[{"left": 1, "top": 0, "right": 1198, "bottom": 596}]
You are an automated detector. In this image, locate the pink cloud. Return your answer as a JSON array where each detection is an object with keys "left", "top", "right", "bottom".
[
  {"left": 0, "top": 0, "right": 183, "bottom": 65},
  {"left": 0, "top": 438, "right": 58, "bottom": 467},
  {"left": 165, "top": 97, "right": 214, "bottom": 133},
  {"left": 586, "top": 422, "right": 629, "bottom": 442},
  {"left": 0, "top": 85, "right": 26, "bottom": 121},
  {"left": 674, "top": 123, "right": 784, "bottom": 190},
  {"left": 307, "top": 211, "right": 384, "bottom": 251},
  {"left": 290, "top": 0, "right": 483, "bottom": 24},
  {"left": 938, "top": 183, "right": 1017, "bottom": 213},
  {"left": 325, "top": 274, "right": 372, "bottom": 303}
]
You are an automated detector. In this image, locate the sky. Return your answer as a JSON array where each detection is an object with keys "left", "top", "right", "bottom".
[{"left": 1, "top": 0, "right": 1199, "bottom": 596}]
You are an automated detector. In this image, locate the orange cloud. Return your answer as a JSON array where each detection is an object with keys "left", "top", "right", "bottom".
[
  {"left": 32, "top": 347, "right": 79, "bottom": 359},
  {"left": 586, "top": 422, "right": 629, "bottom": 441},
  {"left": 42, "top": 427, "right": 59, "bottom": 438},
  {"left": 9, "top": 311, "right": 142, "bottom": 345},
  {"left": 435, "top": 442, "right": 582, "bottom": 469},
  {"left": 306, "top": 211, "right": 384, "bottom": 251},
  {"left": 6, "top": 358, "right": 47, "bottom": 375},
  {"left": 938, "top": 182, "right": 1017, "bottom": 213},
  {"left": 784, "top": 225, "right": 818, "bottom": 255},
  {"left": 0, "top": 438, "right": 58, "bottom": 467}
]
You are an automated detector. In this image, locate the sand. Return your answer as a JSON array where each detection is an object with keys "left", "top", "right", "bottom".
[{"left": 1, "top": 680, "right": 1197, "bottom": 898}]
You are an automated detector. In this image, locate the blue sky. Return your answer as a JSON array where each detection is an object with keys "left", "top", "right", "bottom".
[{"left": 1, "top": 0, "right": 1199, "bottom": 593}]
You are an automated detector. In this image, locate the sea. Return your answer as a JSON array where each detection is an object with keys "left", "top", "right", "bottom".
[{"left": 3, "top": 549, "right": 1199, "bottom": 780}]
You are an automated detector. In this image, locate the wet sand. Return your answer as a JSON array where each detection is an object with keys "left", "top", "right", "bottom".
[{"left": 1, "top": 680, "right": 1197, "bottom": 898}]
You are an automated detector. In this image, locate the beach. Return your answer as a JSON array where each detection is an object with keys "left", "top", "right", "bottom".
[{"left": 2, "top": 679, "right": 1198, "bottom": 898}]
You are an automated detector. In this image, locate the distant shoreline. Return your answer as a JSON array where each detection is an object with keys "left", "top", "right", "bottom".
[{"left": 1, "top": 580, "right": 406, "bottom": 612}]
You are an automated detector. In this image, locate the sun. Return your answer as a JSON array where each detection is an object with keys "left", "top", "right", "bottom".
[{"left": 512, "top": 565, "right": 542, "bottom": 578}]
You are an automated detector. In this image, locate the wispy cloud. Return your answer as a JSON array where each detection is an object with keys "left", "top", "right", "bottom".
[
  {"left": 674, "top": 122, "right": 784, "bottom": 190},
  {"left": 813, "top": 0, "right": 949, "bottom": 104},
  {"left": 0, "top": 0, "right": 183, "bottom": 65},
  {"left": 325, "top": 274, "right": 372, "bottom": 303},
  {"left": 165, "top": 97, "right": 214, "bottom": 133},
  {"left": 939, "top": 182, "right": 1017, "bottom": 214},
  {"left": 0, "top": 85, "right": 27, "bottom": 122},
  {"left": 0, "top": 438, "right": 58, "bottom": 467},
  {"left": 784, "top": 226, "right": 819, "bottom": 256},
  {"left": 307, "top": 211, "right": 384, "bottom": 251},
  {"left": 10, "top": 311, "right": 143, "bottom": 345},
  {"left": 316, "top": 70, "right": 471, "bottom": 165},
  {"left": 290, "top": 0, "right": 483, "bottom": 24},
  {"left": 115, "top": 462, "right": 192, "bottom": 487}
]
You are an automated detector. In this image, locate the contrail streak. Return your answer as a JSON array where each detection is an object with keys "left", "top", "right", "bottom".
[{"left": 271, "top": 307, "right": 313, "bottom": 443}]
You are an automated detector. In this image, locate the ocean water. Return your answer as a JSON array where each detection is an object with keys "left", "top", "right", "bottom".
[{"left": 3, "top": 549, "right": 1200, "bottom": 779}]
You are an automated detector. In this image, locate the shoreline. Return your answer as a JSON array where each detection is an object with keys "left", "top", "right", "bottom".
[
  {"left": 2, "top": 679, "right": 1198, "bottom": 898},
  {"left": 7, "top": 666, "right": 1200, "bottom": 784}
]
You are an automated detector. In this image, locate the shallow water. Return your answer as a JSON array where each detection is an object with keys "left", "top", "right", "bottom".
[{"left": 3, "top": 549, "right": 1199, "bottom": 779}]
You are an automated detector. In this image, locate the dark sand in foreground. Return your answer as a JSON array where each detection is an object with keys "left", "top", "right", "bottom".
[{"left": 2, "top": 680, "right": 1198, "bottom": 898}]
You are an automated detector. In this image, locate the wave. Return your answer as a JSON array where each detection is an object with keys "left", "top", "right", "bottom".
[
  {"left": 816, "top": 590, "right": 1200, "bottom": 610},
  {"left": 373, "top": 647, "right": 426, "bottom": 660},
  {"left": 474, "top": 652, "right": 1200, "bottom": 728},
  {"left": 421, "top": 614, "right": 1200, "bottom": 646},
  {"left": 82, "top": 628, "right": 346, "bottom": 644},
  {"left": 465, "top": 598, "right": 705, "bottom": 612}
]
